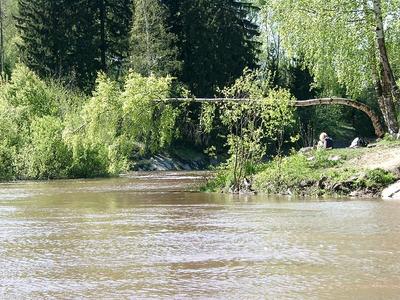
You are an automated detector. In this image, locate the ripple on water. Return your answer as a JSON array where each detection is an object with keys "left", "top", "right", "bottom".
[{"left": 1, "top": 173, "right": 400, "bottom": 299}]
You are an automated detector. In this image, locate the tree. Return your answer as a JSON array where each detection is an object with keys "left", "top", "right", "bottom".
[
  {"left": 0, "top": 0, "right": 20, "bottom": 78},
  {"left": 129, "top": 0, "right": 181, "bottom": 77},
  {"left": 104, "top": 0, "right": 133, "bottom": 76},
  {"left": 16, "top": 0, "right": 69, "bottom": 79},
  {"left": 16, "top": 0, "right": 132, "bottom": 89},
  {"left": 0, "top": 0, "right": 4, "bottom": 76},
  {"left": 263, "top": 0, "right": 400, "bottom": 134},
  {"left": 199, "top": 70, "right": 296, "bottom": 192},
  {"left": 164, "top": 0, "right": 260, "bottom": 96}
]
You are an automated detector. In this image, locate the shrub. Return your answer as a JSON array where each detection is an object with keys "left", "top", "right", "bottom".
[
  {"left": 0, "top": 142, "right": 16, "bottom": 180},
  {"left": 358, "top": 169, "right": 397, "bottom": 189},
  {"left": 201, "top": 70, "right": 296, "bottom": 192},
  {"left": 3, "top": 64, "right": 59, "bottom": 117},
  {"left": 20, "top": 116, "right": 72, "bottom": 179},
  {"left": 121, "top": 72, "right": 178, "bottom": 154},
  {"left": 67, "top": 140, "right": 109, "bottom": 178}
]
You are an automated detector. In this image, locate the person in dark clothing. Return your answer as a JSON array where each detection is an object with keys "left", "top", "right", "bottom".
[{"left": 317, "top": 132, "right": 333, "bottom": 149}]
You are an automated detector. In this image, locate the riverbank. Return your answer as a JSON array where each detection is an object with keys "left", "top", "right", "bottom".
[
  {"left": 131, "top": 146, "right": 224, "bottom": 171},
  {"left": 205, "top": 140, "right": 400, "bottom": 198}
]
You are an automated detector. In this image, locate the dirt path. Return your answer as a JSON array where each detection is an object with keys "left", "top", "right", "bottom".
[{"left": 347, "top": 145, "right": 400, "bottom": 174}]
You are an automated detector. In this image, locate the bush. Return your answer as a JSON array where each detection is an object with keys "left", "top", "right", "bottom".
[
  {"left": 20, "top": 116, "right": 72, "bottom": 179},
  {"left": 358, "top": 169, "right": 397, "bottom": 189},
  {"left": 67, "top": 141, "right": 110, "bottom": 178},
  {"left": 3, "top": 64, "right": 59, "bottom": 117},
  {"left": 201, "top": 70, "right": 296, "bottom": 192},
  {"left": 121, "top": 72, "right": 178, "bottom": 154},
  {"left": 64, "top": 71, "right": 178, "bottom": 176},
  {"left": 0, "top": 142, "right": 16, "bottom": 180},
  {"left": 201, "top": 170, "right": 232, "bottom": 192}
]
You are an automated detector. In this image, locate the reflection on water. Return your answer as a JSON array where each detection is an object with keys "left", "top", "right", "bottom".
[{"left": 1, "top": 172, "right": 400, "bottom": 299}]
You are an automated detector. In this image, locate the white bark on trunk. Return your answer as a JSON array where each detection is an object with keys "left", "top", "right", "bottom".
[{"left": 372, "top": 0, "right": 400, "bottom": 134}]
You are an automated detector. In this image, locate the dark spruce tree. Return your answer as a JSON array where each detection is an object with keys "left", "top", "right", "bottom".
[
  {"left": 16, "top": 0, "right": 132, "bottom": 90},
  {"left": 16, "top": 0, "right": 72, "bottom": 79},
  {"left": 97, "top": 0, "right": 133, "bottom": 76},
  {"left": 163, "top": 0, "right": 259, "bottom": 96}
]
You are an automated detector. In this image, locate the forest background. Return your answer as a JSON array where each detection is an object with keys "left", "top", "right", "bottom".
[{"left": 0, "top": 0, "right": 400, "bottom": 182}]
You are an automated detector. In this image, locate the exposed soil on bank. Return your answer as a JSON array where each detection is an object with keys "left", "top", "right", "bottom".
[
  {"left": 345, "top": 145, "right": 400, "bottom": 175},
  {"left": 250, "top": 140, "right": 400, "bottom": 198}
]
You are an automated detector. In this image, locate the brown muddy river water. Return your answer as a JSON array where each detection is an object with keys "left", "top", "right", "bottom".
[{"left": 1, "top": 171, "right": 400, "bottom": 299}]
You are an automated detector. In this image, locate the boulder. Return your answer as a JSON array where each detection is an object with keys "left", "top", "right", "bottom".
[
  {"left": 382, "top": 181, "right": 400, "bottom": 200},
  {"left": 349, "top": 137, "right": 368, "bottom": 148}
]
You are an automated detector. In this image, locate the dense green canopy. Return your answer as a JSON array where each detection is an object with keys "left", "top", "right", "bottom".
[
  {"left": 261, "top": 0, "right": 400, "bottom": 133},
  {"left": 1, "top": 0, "right": 400, "bottom": 181}
]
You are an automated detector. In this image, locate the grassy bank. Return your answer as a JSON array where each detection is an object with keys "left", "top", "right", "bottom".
[{"left": 204, "top": 140, "right": 400, "bottom": 197}]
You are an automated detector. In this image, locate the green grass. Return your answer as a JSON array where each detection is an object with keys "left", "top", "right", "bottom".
[
  {"left": 255, "top": 146, "right": 398, "bottom": 195},
  {"left": 203, "top": 139, "right": 400, "bottom": 195}
]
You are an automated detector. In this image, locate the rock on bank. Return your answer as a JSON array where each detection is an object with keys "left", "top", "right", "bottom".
[{"left": 382, "top": 181, "right": 400, "bottom": 200}]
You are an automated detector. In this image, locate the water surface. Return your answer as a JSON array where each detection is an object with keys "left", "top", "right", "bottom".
[{"left": 1, "top": 172, "right": 399, "bottom": 299}]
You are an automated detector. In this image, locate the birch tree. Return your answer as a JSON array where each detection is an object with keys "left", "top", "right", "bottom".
[
  {"left": 262, "top": 0, "right": 400, "bottom": 134},
  {"left": 129, "top": 0, "right": 181, "bottom": 77}
]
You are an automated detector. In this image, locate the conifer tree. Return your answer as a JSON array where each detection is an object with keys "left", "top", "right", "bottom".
[
  {"left": 104, "top": 0, "right": 133, "bottom": 75},
  {"left": 16, "top": 0, "right": 132, "bottom": 89},
  {"left": 16, "top": 0, "right": 71, "bottom": 79},
  {"left": 163, "top": 0, "right": 259, "bottom": 96}
]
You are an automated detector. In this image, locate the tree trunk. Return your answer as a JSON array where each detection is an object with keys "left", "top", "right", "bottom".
[
  {"left": 294, "top": 98, "right": 384, "bottom": 138},
  {"left": 379, "top": 63, "right": 399, "bottom": 134},
  {"left": 372, "top": 0, "right": 400, "bottom": 130},
  {"left": 372, "top": 65, "right": 389, "bottom": 128},
  {"left": 161, "top": 97, "right": 385, "bottom": 137},
  {"left": 99, "top": 0, "right": 106, "bottom": 71}
]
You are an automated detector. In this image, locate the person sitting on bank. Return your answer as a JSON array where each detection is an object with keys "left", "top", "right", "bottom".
[{"left": 317, "top": 132, "right": 333, "bottom": 149}]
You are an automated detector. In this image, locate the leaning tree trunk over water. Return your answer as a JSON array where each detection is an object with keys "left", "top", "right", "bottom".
[
  {"left": 295, "top": 98, "right": 384, "bottom": 138},
  {"left": 161, "top": 97, "right": 385, "bottom": 137}
]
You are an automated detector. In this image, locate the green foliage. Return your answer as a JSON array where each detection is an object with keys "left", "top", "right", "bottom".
[
  {"left": 129, "top": 0, "right": 181, "bottom": 77},
  {"left": 264, "top": 0, "right": 375, "bottom": 96},
  {"left": 200, "top": 103, "right": 216, "bottom": 134},
  {"left": 67, "top": 141, "right": 110, "bottom": 179},
  {"left": 164, "top": 0, "right": 259, "bottom": 96},
  {"left": 65, "top": 71, "right": 178, "bottom": 176},
  {"left": 121, "top": 72, "right": 178, "bottom": 153},
  {"left": 64, "top": 73, "right": 121, "bottom": 176},
  {"left": 201, "top": 169, "right": 232, "bottom": 192},
  {"left": 1, "top": 0, "right": 19, "bottom": 76},
  {"left": 0, "top": 141, "right": 16, "bottom": 180},
  {"left": 358, "top": 169, "right": 397, "bottom": 189},
  {"left": 0, "top": 65, "right": 79, "bottom": 179},
  {"left": 16, "top": 0, "right": 132, "bottom": 89},
  {"left": 21, "top": 116, "right": 72, "bottom": 179},
  {"left": 3, "top": 64, "right": 58, "bottom": 116},
  {"left": 262, "top": 0, "right": 400, "bottom": 135},
  {"left": 0, "top": 64, "right": 179, "bottom": 181},
  {"left": 201, "top": 70, "right": 296, "bottom": 192}
]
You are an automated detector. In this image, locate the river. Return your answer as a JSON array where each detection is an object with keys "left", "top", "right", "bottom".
[{"left": 0, "top": 171, "right": 399, "bottom": 299}]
